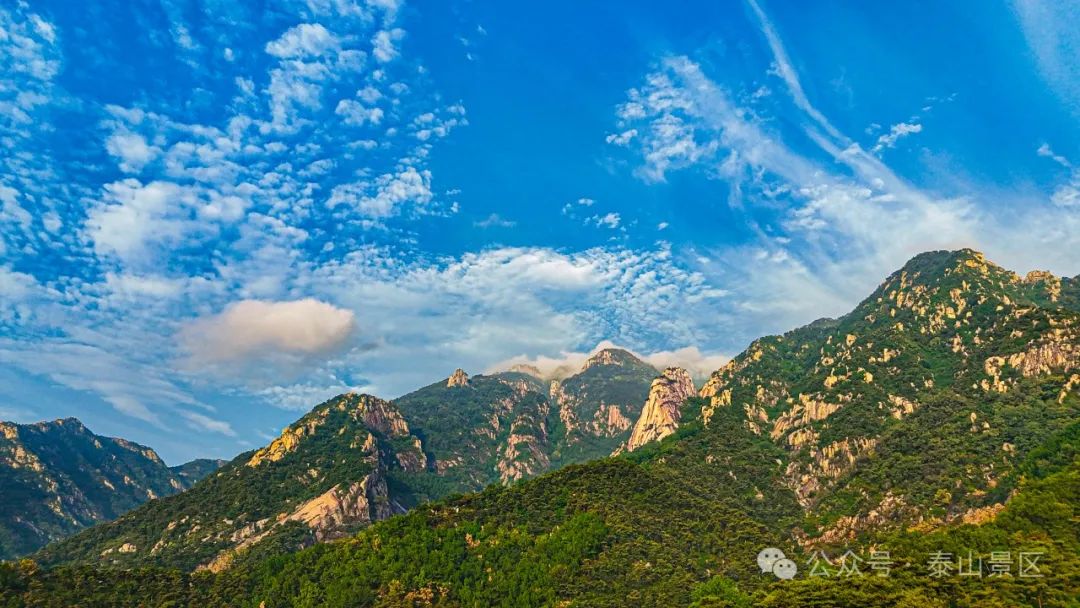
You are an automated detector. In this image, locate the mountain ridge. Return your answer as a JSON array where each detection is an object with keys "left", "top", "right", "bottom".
[
  {"left": 7, "top": 248, "right": 1080, "bottom": 607},
  {"left": 32, "top": 348, "right": 662, "bottom": 570},
  {"left": 0, "top": 417, "right": 223, "bottom": 560}
]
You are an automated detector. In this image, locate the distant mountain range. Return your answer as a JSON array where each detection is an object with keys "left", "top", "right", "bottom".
[
  {"left": 30, "top": 345, "right": 668, "bottom": 571},
  {"left": 3, "top": 249, "right": 1079, "bottom": 607},
  {"left": 0, "top": 418, "right": 223, "bottom": 559}
]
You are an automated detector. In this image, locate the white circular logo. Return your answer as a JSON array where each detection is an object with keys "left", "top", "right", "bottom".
[
  {"left": 757, "top": 547, "right": 785, "bottom": 573},
  {"left": 772, "top": 558, "right": 798, "bottom": 580}
]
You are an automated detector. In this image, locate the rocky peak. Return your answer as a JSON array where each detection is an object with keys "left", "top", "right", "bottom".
[
  {"left": 350, "top": 394, "right": 412, "bottom": 438},
  {"left": 582, "top": 348, "right": 643, "bottom": 372},
  {"left": 39, "top": 417, "right": 86, "bottom": 431},
  {"left": 622, "top": 367, "right": 695, "bottom": 453},
  {"left": 447, "top": 368, "right": 470, "bottom": 387},
  {"left": 0, "top": 422, "right": 18, "bottom": 441}
]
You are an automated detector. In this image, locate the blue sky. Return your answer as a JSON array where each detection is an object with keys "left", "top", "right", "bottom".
[{"left": 1, "top": 0, "right": 1078, "bottom": 463}]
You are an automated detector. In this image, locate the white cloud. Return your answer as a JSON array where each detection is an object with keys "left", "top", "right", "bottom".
[
  {"left": 639, "top": 346, "right": 730, "bottom": 382},
  {"left": 106, "top": 132, "right": 160, "bottom": 173},
  {"left": 745, "top": 0, "right": 845, "bottom": 142},
  {"left": 872, "top": 122, "right": 923, "bottom": 153},
  {"left": 0, "top": 6, "right": 60, "bottom": 95},
  {"left": 256, "top": 382, "right": 360, "bottom": 411},
  {"left": 180, "top": 410, "right": 236, "bottom": 436},
  {"left": 591, "top": 212, "right": 621, "bottom": 229},
  {"left": 0, "top": 266, "right": 37, "bottom": 307},
  {"left": 335, "top": 99, "right": 384, "bottom": 125},
  {"left": 372, "top": 28, "right": 404, "bottom": 62},
  {"left": 0, "top": 339, "right": 202, "bottom": 427},
  {"left": 561, "top": 197, "right": 596, "bottom": 216},
  {"left": 265, "top": 23, "right": 339, "bottom": 58},
  {"left": 301, "top": 244, "right": 728, "bottom": 396},
  {"left": 1014, "top": 0, "right": 1080, "bottom": 114},
  {"left": 328, "top": 165, "right": 433, "bottom": 218},
  {"left": 611, "top": 44, "right": 1080, "bottom": 343},
  {"left": 1037, "top": 142, "right": 1071, "bottom": 167},
  {"left": 85, "top": 180, "right": 190, "bottom": 264},
  {"left": 1037, "top": 144, "right": 1080, "bottom": 208},
  {"left": 103, "top": 272, "right": 187, "bottom": 299},
  {"left": 605, "top": 129, "right": 638, "bottom": 146},
  {"left": 0, "top": 0, "right": 480, "bottom": 461},
  {"left": 474, "top": 213, "right": 516, "bottom": 228},
  {"left": 180, "top": 298, "right": 356, "bottom": 366},
  {"left": 657, "top": 221, "right": 669, "bottom": 230},
  {"left": 0, "top": 185, "right": 31, "bottom": 229},
  {"left": 261, "top": 22, "right": 370, "bottom": 132},
  {"left": 1052, "top": 182, "right": 1080, "bottom": 207}
]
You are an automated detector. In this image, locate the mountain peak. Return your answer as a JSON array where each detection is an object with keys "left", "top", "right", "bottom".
[
  {"left": 447, "top": 368, "right": 470, "bottom": 387},
  {"left": 582, "top": 348, "right": 644, "bottom": 371}
]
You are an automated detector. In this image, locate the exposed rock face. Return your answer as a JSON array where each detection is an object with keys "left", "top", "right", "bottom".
[
  {"left": 203, "top": 468, "right": 397, "bottom": 575},
  {"left": 352, "top": 394, "right": 413, "bottom": 438},
  {"left": 594, "top": 403, "right": 632, "bottom": 435},
  {"left": 582, "top": 348, "right": 635, "bottom": 370},
  {"left": 286, "top": 469, "right": 394, "bottom": 539},
  {"left": 497, "top": 423, "right": 551, "bottom": 483},
  {"left": 770, "top": 394, "right": 844, "bottom": 441},
  {"left": 447, "top": 368, "right": 470, "bottom": 387},
  {"left": 0, "top": 418, "right": 220, "bottom": 560},
  {"left": 247, "top": 415, "right": 327, "bottom": 467},
  {"left": 623, "top": 368, "right": 695, "bottom": 452}
]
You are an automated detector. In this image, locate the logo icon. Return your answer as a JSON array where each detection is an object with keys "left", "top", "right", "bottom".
[{"left": 758, "top": 547, "right": 798, "bottom": 579}]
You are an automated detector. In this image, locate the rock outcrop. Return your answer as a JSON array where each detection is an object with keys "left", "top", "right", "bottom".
[
  {"left": 582, "top": 348, "right": 637, "bottom": 371},
  {"left": 286, "top": 469, "right": 394, "bottom": 539},
  {"left": 447, "top": 368, "right": 470, "bottom": 387},
  {"left": 623, "top": 368, "right": 695, "bottom": 452}
]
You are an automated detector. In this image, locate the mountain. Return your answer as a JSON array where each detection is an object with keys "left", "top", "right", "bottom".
[
  {"left": 7, "top": 249, "right": 1079, "bottom": 607},
  {"left": 546, "top": 348, "right": 660, "bottom": 464},
  {"left": 170, "top": 459, "right": 228, "bottom": 486},
  {"left": 33, "top": 349, "right": 658, "bottom": 571},
  {"left": 393, "top": 349, "right": 657, "bottom": 494},
  {"left": 0, "top": 418, "right": 221, "bottom": 560},
  {"left": 34, "top": 393, "right": 426, "bottom": 571},
  {"left": 228, "top": 249, "right": 1080, "bottom": 605},
  {"left": 695, "top": 248, "right": 1079, "bottom": 542}
]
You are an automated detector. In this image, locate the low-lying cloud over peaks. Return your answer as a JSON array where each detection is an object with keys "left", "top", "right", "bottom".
[
  {"left": 488, "top": 340, "right": 729, "bottom": 383},
  {"left": 180, "top": 299, "right": 356, "bottom": 371}
]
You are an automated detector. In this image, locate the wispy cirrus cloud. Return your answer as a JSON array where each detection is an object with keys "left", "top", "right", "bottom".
[
  {"left": 872, "top": 122, "right": 923, "bottom": 153},
  {"left": 608, "top": 0, "right": 1080, "bottom": 344},
  {"left": 1013, "top": 0, "right": 1080, "bottom": 115}
]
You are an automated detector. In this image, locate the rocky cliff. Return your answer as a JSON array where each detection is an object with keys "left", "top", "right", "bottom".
[{"left": 622, "top": 367, "right": 695, "bottom": 453}]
